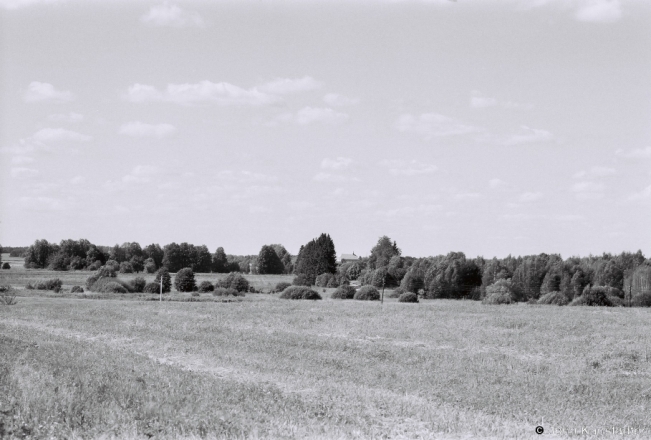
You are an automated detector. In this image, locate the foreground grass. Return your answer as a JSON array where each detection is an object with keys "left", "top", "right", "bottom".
[{"left": 1, "top": 298, "right": 651, "bottom": 439}]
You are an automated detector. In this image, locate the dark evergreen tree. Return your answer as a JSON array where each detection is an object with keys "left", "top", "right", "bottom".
[
  {"left": 294, "top": 234, "right": 337, "bottom": 284},
  {"left": 257, "top": 245, "right": 285, "bottom": 274},
  {"left": 211, "top": 247, "right": 229, "bottom": 273}
]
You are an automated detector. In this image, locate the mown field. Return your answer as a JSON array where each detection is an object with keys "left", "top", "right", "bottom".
[{"left": 1, "top": 263, "right": 651, "bottom": 439}]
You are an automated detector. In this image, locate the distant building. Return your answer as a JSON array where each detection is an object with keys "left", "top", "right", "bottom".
[{"left": 340, "top": 252, "right": 361, "bottom": 264}]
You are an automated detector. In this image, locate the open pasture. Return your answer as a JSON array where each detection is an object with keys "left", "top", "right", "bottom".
[{"left": 1, "top": 295, "right": 651, "bottom": 439}]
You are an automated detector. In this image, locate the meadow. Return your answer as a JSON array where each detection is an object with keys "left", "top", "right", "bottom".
[{"left": 1, "top": 263, "right": 651, "bottom": 439}]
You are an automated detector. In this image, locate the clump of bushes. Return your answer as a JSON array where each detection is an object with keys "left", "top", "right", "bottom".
[
  {"left": 482, "top": 279, "right": 517, "bottom": 305},
  {"left": 632, "top": 292, "right": 651, "bottom": 307},
  {"left": 292, "top": 274, "right": 313, "bottom": 287},
  {"left": 143, "top": 282, "right": 161, "bottom": 294},
  {"left": 388, "top": 286, "right": 406, "bottom": 298},
  {"left": 273, "top": 281, "right": 292, "bottom": 293},
  {"left": 0, "top": 285, "right": 17, "bottom": 306},
  {"left": 119, "top": 262, "right": 134, "bottom": 274},
  {"left": 144, "top": 258, "right": 157, "bottom": 274},
  {"left": 213, "top": 287, "right": 241, "bottom": 297},
  {"left": 398, "top": 292, "right": 419, "bottom": 303},
  {"left": 154, "top": 268, "right": 172, "bottom": 293},
  {"left": 26, "top": 278, "right": 63, "bottom": 291},
  {"left": 608, "top": 296, "right": 625, "bottom": 307},
  {"left": 105, "top": 260, "right": 120, "bottom": 271},
  {"left": 97, "top": 281, "right": 128, "bottom": 294},
  {"left": 482, "top": 291, "right": 514, "bottom": 305},
  {"left": 570, "top": 286, "right": 613, "bottom": 307},
  {"left": 71, "top": 285, "right": 84, "bottom": 293},
  {"left": 315, "top": 273, "right": 339, "bottom": 288},
  {"left": 331, "top": 285, "right": 356, "bottom": 300},
  {"left": 197, "top": 281, "right": 214, "bottom": 293},
  {"left": 174, "top": 268, "right": 196, "bottom": 292},
  {"left": 85, "top": 266, "right": 117, "bottom": 290},
  {"left": 2, "top": 262, "right": 10, "bottom": 269},
  {"left": 217, "top": 272, "right": 249, "bottom": 293},
  {"left": 353, "top": 286, "right": 380, "bottom": 301},
  {"left": 537, "top": 291, "right": 569, "bottom": 306},
  {"left": 132, "top": 277, "right": 146, "bottom": 293},
  {"left": 279, "top": 286, "right": 322, "bottom": 300}
]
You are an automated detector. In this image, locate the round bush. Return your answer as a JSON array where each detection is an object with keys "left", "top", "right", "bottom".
[
  {"left": 537, "top": 291, "right": 569, "bottom": 306},
  {"left": 353, "top": 286, "right": 380, "bottom": 301},
  {"left": 571, "top": 287, "right": 613, "bottom": 307},
  {"left": 143, "top": 282, "right": 161, "bottom": 294},
  {"left": 119, "top": 262, "right": 134, "bottom": 274},
  {"left": 86, "top": 266, "right": 117, "bottom": 290},
  {"left": 198, "top": 281, "right": 214, "bottom": 293},
  {"left": 99, "top": 281, "right": 128, "bottom": 294},
  {"left": 398, "top": 292, "right": 419, "bottom": 303},
  {"left": 144, "top": 258, "right": 157, "bottom": 274},
  {"left": 154, "top": 268, "right": 171, "bottom": 293},
  {"left": 213, "top": 287, "right": 240, "bottom": 297},
  {"left": 174, "top": 267, "right": 196, "bottom": 292},
  {"left": 482, "top": 291, "right": 514, "bottom": 305},
  {"left": 2, "top": 262, "right": 11, "bottom": 269},
  {"left": 218, "top": 272, "right": 250, "bottom": 293},
  {"left": 71, "top": 285, "right": 84, "bottom": 293},
  {"left": 331, "top": 285, "right": 356, "bottom": 300},
  {"left": 632, "top": 292, "right": 651, "bottom": 307},
  {"left": 274, "top": 281, "right": 292, "bottom": 293},
  {"left": 90, "top": 277, "right": 132, "bottom": 293},
  {"left": 132, "top": 277, "right": 146, "bottom": 293},
  {"left": 388, "top": 287, "right": 406, "bottom": 298},
  {"left": 608, "top": 296, "right": 625, "bottom": 307},
  {"left": 191, "top": 291, "right": 200, "bottom": 297},
  {"left": 279, "top": 286, "right": 322, "bottom": 300},
  {"left": 105, "top": 260, "right": 120, "bottom": 271}
]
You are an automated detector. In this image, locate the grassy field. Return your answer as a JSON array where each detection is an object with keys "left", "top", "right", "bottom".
[{"left": 1, "top": 278, "right": 651, "bottom": 439}]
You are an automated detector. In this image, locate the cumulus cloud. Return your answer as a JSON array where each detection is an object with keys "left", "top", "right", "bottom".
[
  {"left": 501, "top": 126, "right": 554, "bottom": 146},
  {"left": 70, "top": 175, "right": 85, "bottom": 185},
  {"left": 275, "top": 107, "right": 349, "bottom": 125},
  {"left": 572, "top": 180, "right": 605, "bottom": 200},
  {"left": 11, "top": 167, "right": 39, "bottom": 179},
  {"left": 321, "top": 157, "right": 352, "bottom": 170},
  {"left": 573, "top": 166, "right": 616, "bottom": 179},
  {"left": 118, "top": 121, "right": 177, "bottom": 138},
  {"left": 11, "top": 155, "right": 35, "bottom": 165},
  {"left": 19, "top": 196, "right": 65, "bottom": 211},
  {"left": 313, "top": 172, "right": 360, "bottom": 183},
  {"left": 376, "top": 204, "right": 442, "bottom": 218},
  {"left": 489, "top": 178, "right": 507, "bottom": 189},
  {"left": 380, "top": 159, "right": 438, "bottom": 176},
  {"left": 122, "top": 165, "right": 160, "bottom": 184},
  {"left": 575, "top": 0, "right": 622, "bottom": 23},
  {"left": 323, "top": 93, "right": 360, "bottom": 107},
  {"left": 140, "top": 4, "right": 204, "bottom": 27},
  {"left": 396, "top": 113, "right": 479, "bottom": 139},
  {"left": 32, "top": 128, "right": 92, "bottom": 142},
  {"left": 518, "top": 192, "right": 544, "bottom": 202},
  {"left": 259, "top": 76, "right": 322, "bottom": 94},
  {"left": 616, "top": 146, "right": 651, "bottom": 158},
  {"left": 125, "top": 81, "right": 275, "bottom": 106},
  {"left": 216, "top": 170, "right": 278, "bottom": 183},
  {"left": 24, "top": 82, "right": 74, "bottom": 103},
  {"left": 47, "top": 112, "right": 84, "bottom": 122},
  {"left": 628, "top": 185, "right": 651, "bottom": 201},
  {"left": 470, "top": 91, "right": 532, "bottom": 110}
]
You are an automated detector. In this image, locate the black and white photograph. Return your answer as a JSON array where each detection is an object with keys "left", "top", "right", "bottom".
[{"left": 1, "top": 0, "right": 650, "bottom": 438}]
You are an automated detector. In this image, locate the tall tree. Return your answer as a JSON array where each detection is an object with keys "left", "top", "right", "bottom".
[
  {"left": 368, "top": 236, "right": 401, "bottom": 269},
  {"left": 143, "top": 244, "right": 164, "bottom": 269},
  {"left": 257, "top": 245, "right": 285, "bottom": 274},
  {"left": 212, "top": 247, "right": 229, "bottom": 273},
  {"left": 162, "top": 242, "right": 183, "bottom": 272},
  {"left": 294, "top": 233, "right": 337, "bottom": 284},
  {"left": 193, "top": 245, "right": 212, "bottom": 273}
]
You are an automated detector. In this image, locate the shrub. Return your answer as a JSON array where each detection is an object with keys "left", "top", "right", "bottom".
[
  {"left": 388, "top": 287, "right": 406, "bottom": 298},
  {"left": 274, "top": 281, "right": 292, "bottom": 293},
  {"left": 608, "top": 296, "right": 625, "bottom": 307},
  {"left": 354, "top": 286, "right": 380, "bottom": 301},
  {"left": 98, "top": 281, "right": 128, "bottom": 294},
  {"left": 569, "top": 295, "right": 588, "bottom": 306},
  {"left": 71, "top": 285, "right": 84, "bottom": 293},
  {"left": 537, "top": 291, "right": 569, "bottom": 306},
  {"left": 154, "top": 268, "right": 171, "bottom": 293},
  {"left": 0, "top": 285, "right": 17, "bottom": 306},
  {"left": 144, "top": 258, "right": 157, "bottom": 274},
  {"left": 132, "top": 277, "right": 146, "bottom": 293},
  {"left": 279, "top": 286, "right": 322, "bottom": 300},
  {"left": 119, "top": 261, "right": 134, "bottom": 274},
  {"left": 292, "top": 274, "right": 313, "bottom": 287},
  {"left": 87, "top": 260, "right": 102, "bottom": 271},
  {"left": 331, "top": 285, "right": 356, "bottom": 299},
  {"left": 571, "top": 286, "right": 613, "bottom": 307},
  {"left": 174, "top": 267, "right": 196, "bottom": 292},
  {"left": 198, "top": 281, "right": 214, "bottom": 293},
  {"left": 315, "top": 273, "right": 339, "bottom": 288},
  {"left": 2, "top": 262, "right": 10, "bottom": 269},
  {"left": 482, "top": 291, "right": 514, "bottom": 305},
  {"left": 86, "top": 266, "right": 117, "bottom": 290},
  {"left": 217, "top": 272, "right": 249, "bottom": 293},
  {"left": 398, "top": 292, "right": 419, "bottom": 303},
  {"left": 34, "top": 278, "right": 63, "bottom": 291},
  {"left": 632, "top": 292, "right": 651, "bottom": 307},
  {"left": 143, "top": 282, "right": 161, "bottom": 294},
  {"left": 191, "top": 291, "right": 200, "bottom": 297},
  {"left": 213, "top": 287, "right": 240, "bottom": 297},
  {"left": 105, "top": 259, "right": 120, "bottom": 271}
]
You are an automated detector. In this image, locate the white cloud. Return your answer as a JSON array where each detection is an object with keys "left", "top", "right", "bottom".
[
  {"left": 454, "top": 192, "right": 482, "bottom": 200},
  {"left": 489, "top": 178, "right": 506, "bottom": 189},
  {"left": 70, "top": 175, "right": 85, "bottom": 185},
  {"left": 380, "top": 159, "right": 438, "bottom": 176},
  {"left": 313, "top": 172, "right": 360, "bottom": 183},
  {"left": 10, "top": 167, "right": 39, "bottom": 178},
  {"left": 24, "top": 81, "right": 73, "bottom": 103},
  {"left": 47, "top": 112, "right": 84, "bottom": 122},
  {"left": 396, "top": 113, "right": 479, "bottom": 139},
  {"left": 470, "top": 91, "right": 532, "bottom": 110},
  {"left": 323, "top": 93, "right": 360, "bottom": 107},
  {"left": 275, "top": 107, "right": 349, "bottom": 125},
  {"left": 140, "top": 4, "right": 204, "bottom": 28},
  {"left": 554, "top": 214, "right": 584, "bottom": 222},
  {"left": 125, "top": 81, "right": 275, "bottom": 106},
  {"left": 118, "top": 121, "right": 177, "bottom": 138},
  {"left": 572, "top": 181, "right": 605, "bottom": 192},
  {"left": 11, "top": 155, "right": 34, "bottom": 165},
  {"left": 32, "top": 128, "right": 92, "bottom": 142},
  {"left": 122, "top": 165, "right": 160, "bottom": 183},
  {"left": 628, "top": 185, "right": 651, "bottom": 201},
  {"left": 1, "top": 0, "right": 60, "bottom": 9},
  {"left": 321, "top": 157, "right": 352, "bottom": 170},
  {"left": 616, "top": 146, "right": 651, "bottom": 158},
  {"left": 518, "top": 191, "right": 544, "bottom": 202},
  {"left": 260, "top": 76, "right": 322, "bottom": 94},
  {"left": 19, "top": 196, "right": 65, "bottom": 211},
  {"left": 575, "top": 0, "right": 622, "bottom": 23},
  {"left": 501, "top": 126, "right": 554, "bottom": 146},
  {"left": 217, "top": 170, "right": 278, "bottom": 183},
  {"left": 376, "top": 204, "right": 442, "bottom": 218}
]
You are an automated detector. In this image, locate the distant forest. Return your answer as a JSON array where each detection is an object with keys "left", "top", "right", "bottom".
[{"left": 2, "top": 236, "right": 650, "bottom": 303}]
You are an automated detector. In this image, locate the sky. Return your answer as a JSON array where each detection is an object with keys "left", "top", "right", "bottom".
[{"left": 1, "top": 0, "right": 650, "bottom": 259}]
